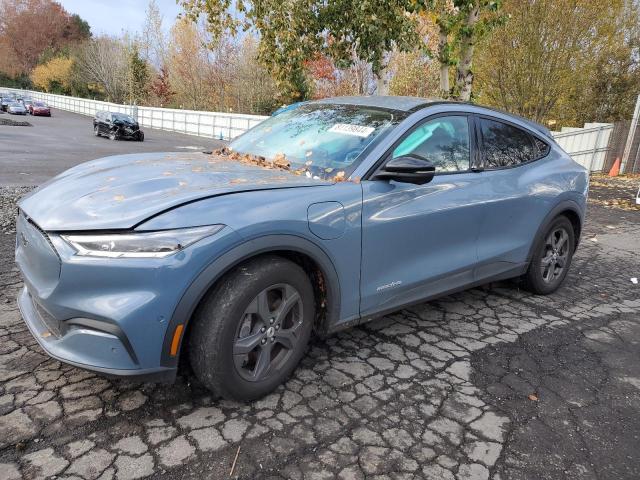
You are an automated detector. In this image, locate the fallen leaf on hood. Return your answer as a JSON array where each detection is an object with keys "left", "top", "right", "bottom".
[
  {"left": 230, "top": 178, "right": 248, "bottom": 184},
  {"left": 113, "top": 194, "right": 125, "bottom": 202},
  {"left": 333, "top": 171, "right": 346, "bottom": 182},
  {"left": 163, "top": 171, "right": 173, "bottom": 176},
  {"left": 273, "top": 153, "right": 290, "bottom": 169}
]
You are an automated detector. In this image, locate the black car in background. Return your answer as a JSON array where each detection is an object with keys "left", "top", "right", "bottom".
[{"left": 93, "top": 111, "right": 144, "bottom": 141}]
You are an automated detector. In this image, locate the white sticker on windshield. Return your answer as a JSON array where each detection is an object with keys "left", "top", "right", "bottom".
[{"left": 329, "top": 123, "right": 375, "bottom": 138}]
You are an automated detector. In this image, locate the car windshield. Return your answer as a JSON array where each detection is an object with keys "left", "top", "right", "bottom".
[
  {"left": 34, "top": 102, "right": 46, "bottom": 107},
  {"left": 229, "top": 104, "right": 399, "bottom": 179},
  {"left": 112, "top": 113, "right": 135, "bottom": 122}
]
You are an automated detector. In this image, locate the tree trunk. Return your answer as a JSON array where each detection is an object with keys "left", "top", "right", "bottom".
[
  {"left": 438, "top": 28, "right": 450, "bottom": 95},
  {"left": 375, "top": 63, "right": 389, "bottom": 95},
  {"left": 454, "top": 4, "right": 480, "bottom": 102}
]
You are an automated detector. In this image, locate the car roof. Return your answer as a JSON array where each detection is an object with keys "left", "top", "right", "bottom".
[
  {"left": 314, "top": 96, "right": 552, "bottom": 138},
  {"left": 314, "top": 95, "right": 437, "bottom": 112}
]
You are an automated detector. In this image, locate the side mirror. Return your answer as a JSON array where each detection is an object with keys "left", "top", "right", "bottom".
[{"left": 374, "top": 155, "right": 436, "bottom": 185}]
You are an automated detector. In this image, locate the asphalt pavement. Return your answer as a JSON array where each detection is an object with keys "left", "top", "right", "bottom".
[
  {"left": 0, "top": 110, "right": 639, "bottom": 479},
  {"left": 0, "top": 108, "right": 225, "bottom": 186}
]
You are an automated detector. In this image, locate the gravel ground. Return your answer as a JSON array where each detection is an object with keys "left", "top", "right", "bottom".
[
  {"left": 0, "top": 186, "right": 33, "bottom": 234},
  {"left": 0, "top": 177, "right": 639, "bottom": 479}
]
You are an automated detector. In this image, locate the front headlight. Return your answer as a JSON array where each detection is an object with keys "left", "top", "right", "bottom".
[{"left": 61, "top": 225, "right": 224, "bottom": 258}]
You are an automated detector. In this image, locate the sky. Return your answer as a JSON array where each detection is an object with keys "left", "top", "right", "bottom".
[{"left": 58, "top": 0, "right": 183, "bottom": 36}]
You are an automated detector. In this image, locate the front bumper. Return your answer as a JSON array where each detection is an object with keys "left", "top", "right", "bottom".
[
  {"left": 116, "top": 126, "right": 142, "bottom": 138},
  {"left": 18, "top": 287, "right": 175, "bottom": 382},
  {"left": 15, "top": 212, "right": 240, "bottom": 381}
]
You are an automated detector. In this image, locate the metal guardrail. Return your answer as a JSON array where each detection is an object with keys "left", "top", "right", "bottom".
[
  {"left": 2, "top": 88, "right": 268, "bottom": 140},
  {"left": 3, "top": 87, "right": 625, "bottom": 172}
]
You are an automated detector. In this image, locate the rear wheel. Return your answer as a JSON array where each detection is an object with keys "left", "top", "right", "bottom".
[
  {"left": 189, "top": 256, "right": 315, "bottom": 400},
  {"left": 522, "top": 216, "right": 575, "bottom": 294}
]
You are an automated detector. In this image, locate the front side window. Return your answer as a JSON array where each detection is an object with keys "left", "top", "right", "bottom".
[
  {"left": 392, "top": 116, "right": 470, "bottom": 173},
  {"left": 480, "top": 118, "right": 535, "bottom": 168}
]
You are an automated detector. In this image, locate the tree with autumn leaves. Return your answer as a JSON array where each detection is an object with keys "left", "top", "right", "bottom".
[
  {"left": 180, "top": 0, "right": 505, "bottom": 102},
  {"left": 2, "top": 0, "right": 638, "bottom": 126}
]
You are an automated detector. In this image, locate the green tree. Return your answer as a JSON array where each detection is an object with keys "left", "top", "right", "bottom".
[
  {"left": 127, "top": 44, "right": 150, "bottom": 104},
  {"left": 181, "top": 0, "right": 503, "bottom": 102},
  {"left": 432, "top": 0, "right": 506, "bottom": 100},
  {"left": 475, "top": 0, "right": 639, "bottom": 125}
]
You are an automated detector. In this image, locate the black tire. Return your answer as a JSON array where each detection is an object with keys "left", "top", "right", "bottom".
[
  {"left": 138, "top": 131, "right": 144, "bottom": 142},
  {"left": 94, "top": 125, "right": 100, "bottom": 137},
  {"left": 189, "top": 255, "right": 315, "bottom": 400},
  {"left": 522, "top": 216, "right": 575, "bottom": 295}
]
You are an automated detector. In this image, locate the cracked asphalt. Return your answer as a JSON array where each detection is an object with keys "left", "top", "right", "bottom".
[{"left": 1, "top": 147, "right": 640, "bottom": 477}]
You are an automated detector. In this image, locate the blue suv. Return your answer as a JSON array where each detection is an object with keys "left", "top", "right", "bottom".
[{"left": 15, "top": 96, "right": 588, "bottom": 400}]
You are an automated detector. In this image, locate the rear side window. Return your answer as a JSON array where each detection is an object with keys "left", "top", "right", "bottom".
[
  {"left": 533, "top": 137, "right": 550, "bottom": 158},
  {"left": 480, "top": 118, "right": 535, "bottom": 168}
]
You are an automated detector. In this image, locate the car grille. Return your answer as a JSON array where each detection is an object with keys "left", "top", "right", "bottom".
[{"left": 31, "top": 293, "right": 62, "bottom": 338}]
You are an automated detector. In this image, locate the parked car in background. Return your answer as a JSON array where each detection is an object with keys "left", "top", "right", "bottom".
[
  {"left": 1, "top": 96, "right": 12, "bottom": 112},
  {"left": 16, "top": 96, "right": 588, "bottom": 401},
  {"left": 22, "top": 97, "right": 34, "bottom": 112},
  {"left": 7, "top": 101, "right": 27, "bottom": 115},
  {"left": 93, "top": 111, "right": 144, "bottom": 141},
  {"left": 30, "top": 101, "right": 51, "bottom": 116}
]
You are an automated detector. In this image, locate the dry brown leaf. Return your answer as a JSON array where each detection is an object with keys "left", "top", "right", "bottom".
[{"left": 528, "top": 394, "right": 539, "bottom": 402}]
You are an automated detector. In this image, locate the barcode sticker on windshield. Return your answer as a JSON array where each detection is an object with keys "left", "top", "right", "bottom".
[{"left": 329, "top": 123, "right": 375, "bottom": 138}]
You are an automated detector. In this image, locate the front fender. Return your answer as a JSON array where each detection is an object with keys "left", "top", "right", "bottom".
[{"left": 159, "top": 234, "right": 342, "bottom": 368}]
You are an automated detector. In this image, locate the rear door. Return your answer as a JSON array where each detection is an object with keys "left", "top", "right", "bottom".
[
  {"left": 360, "top": 114, "right": 486, "bottom": 316},
  {"left": 473, "top": 116, "right": 554, "bottom": 279}
]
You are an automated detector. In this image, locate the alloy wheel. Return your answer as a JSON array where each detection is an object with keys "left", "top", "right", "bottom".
[
  {"left": 233, "top": 283, "right": 304, "bottom": 382},
  {"left": 540, "top": 227, "right": 569, "bottom": 283}
]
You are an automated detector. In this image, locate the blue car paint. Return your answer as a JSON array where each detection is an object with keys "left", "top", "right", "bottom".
[
  {"left": 15, "top": 98, "right": 588, "bottom": 382},
  {"left": 20, "top": 151, "right": 328, "bottom": 230}
]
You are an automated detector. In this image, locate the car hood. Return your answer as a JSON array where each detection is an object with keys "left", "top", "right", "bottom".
[
  {"left": 19, "top": 152, "right": 331, "bottom": 231},
  {"left": 114, "top": 120, "right": 138, "bottom": 127}
]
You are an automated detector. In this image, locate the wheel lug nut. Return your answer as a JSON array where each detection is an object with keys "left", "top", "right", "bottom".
[
  {"left": 260, "top": 327, "right": 265, "bottom": 333},
  {"left": 270, "top": 337, "right": 275, "bottom": 342},
  {"left": 275, "top": 325, "right": 280, "bottom": 330},
  {"left": 270, "top": 318, "right": 274, "bottom": 324},
  {"left": 261, "top": 338, "right": 266, "bottom": 344}
]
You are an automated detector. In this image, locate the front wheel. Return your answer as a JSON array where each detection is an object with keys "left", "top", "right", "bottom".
[
  {"left": 94, "top": 125, "right": 100, "bottom": 136},
  {"left": 189, "top": 256, "right": 315, "bottom": 400},
  {"left": 522, "top": 216, "right": 575, "bottom": 295},
  {"left": 108, "top": 130, "right": 118, "bottom": 141}
]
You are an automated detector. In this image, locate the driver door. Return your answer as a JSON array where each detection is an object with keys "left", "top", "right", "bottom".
[{"left": 360, "top": 114, "right": 486, "bottom": 317}]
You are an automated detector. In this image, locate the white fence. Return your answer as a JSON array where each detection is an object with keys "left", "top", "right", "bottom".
[
  {"left": 550, "top": 123, "right": 613, "bottom": 172},
  {"left": 3, "top": 88, "right": 268, "bottom": 140},
  {"left": 3, "top": 88, "right": 617, "bottom": 171}
]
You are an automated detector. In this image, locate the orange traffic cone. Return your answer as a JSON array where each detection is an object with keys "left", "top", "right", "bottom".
[{"left": 609, "top": 157, "right": 621, "bottom": 177}]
